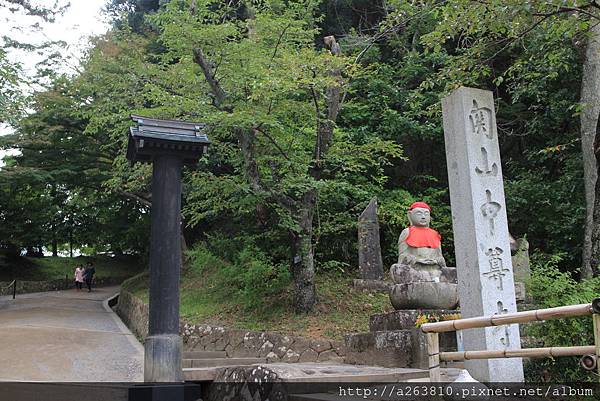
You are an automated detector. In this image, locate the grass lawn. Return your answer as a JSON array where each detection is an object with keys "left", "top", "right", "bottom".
[
  {"left": 125, "top": 266, "right": 394, "bottom": 341},
  {"left": 0, "top": 253, "right": 145, "bottom": 281}
]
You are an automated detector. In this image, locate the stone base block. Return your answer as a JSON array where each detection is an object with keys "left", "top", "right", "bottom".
[
  {"left": 344, "top": 329, "right": 457, "bottom": 369},
  {"left": 144, "top": 334, "right": 183, "bottom": 382},
  {"left": 352, "top": 279, "right": 392, "bottom": 293},
  {"left": 514, "top": 281, "right": 526, "bottom": 303},
  {"left": 369, "top": 309, "right": 458, "bottom": 332}
]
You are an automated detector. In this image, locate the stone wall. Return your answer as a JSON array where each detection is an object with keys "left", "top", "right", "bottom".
[
  {"left": 115, "top": 289, "right": 149, "bottom": 339},
  {"left": 0, "top": 277, "right": 124, "bottom": 297},
  {"left": 182, "top": 323, "right": 346, "bottom": 363},
  {"left": 116, "top": 288, "right": 347, "bottom": 363}
]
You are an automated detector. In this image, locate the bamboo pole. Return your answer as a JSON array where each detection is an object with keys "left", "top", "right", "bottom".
[
  {"left": 440, "top": 345, "right": 596, "bottom": 361},
  {"left": 421, "top": 303, "right": 593, "bottom": 333},
  {"left": 427, "top": 332, "right": 440, "bottom": 382},
  {"left": 580, "top": 354, "right": 598, "bottom": 371}
]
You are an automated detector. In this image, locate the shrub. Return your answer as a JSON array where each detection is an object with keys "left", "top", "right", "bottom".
[
  {"left": 524, "top": 253, "right": 600, "bottom": 382},
  {"left": 187, "top": 243, "right": 291, "bottom": 311}
]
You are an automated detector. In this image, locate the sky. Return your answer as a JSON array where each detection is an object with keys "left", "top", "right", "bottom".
[{"left": 0, "top": 0, "right": 110, "bottom": 166}]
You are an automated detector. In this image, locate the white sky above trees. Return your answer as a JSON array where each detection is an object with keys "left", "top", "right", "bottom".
[{"left": 0, "top": 0, "right": 109, "bottom": 166}]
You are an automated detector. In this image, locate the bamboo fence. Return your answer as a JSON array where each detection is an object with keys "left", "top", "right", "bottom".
[{"left": 421, "top": 298, "right": 600, "bottom": 382}]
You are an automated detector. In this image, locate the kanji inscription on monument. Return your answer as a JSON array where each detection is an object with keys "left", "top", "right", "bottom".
[{"left": 442, "top": 87, "right": 524, "bottom": 382}]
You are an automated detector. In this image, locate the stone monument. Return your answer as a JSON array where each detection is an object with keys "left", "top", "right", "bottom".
[
  {"left": 442, "top": 87, "right": 524, "bottom": 382},
  {"left": 511, "top": 237, "right": 531, "bottom": 302},
  {"left": 357, "top": 197, "right": 384, "bottom": 280},
  {"left": 389, "top": 202, "right": 458, "bottom": 310}
]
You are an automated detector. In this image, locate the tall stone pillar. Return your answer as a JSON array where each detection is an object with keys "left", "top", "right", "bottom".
[
  {"left": 358, "top": 197, "right": 384, "bottom": 280},
  {"left": 442, "top": 87, "right": 523, "bottom": 382}
]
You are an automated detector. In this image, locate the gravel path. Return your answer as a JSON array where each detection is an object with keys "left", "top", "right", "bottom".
[{"left": 0, "top": 286, "right": 143, "bottom": 382}]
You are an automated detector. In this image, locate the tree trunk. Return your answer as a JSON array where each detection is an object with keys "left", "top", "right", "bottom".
[
  {"left": 51, "top": 226, "right": 58, "bottom": 257},
  {"left": 290, "top": 191, "right": 317, "bottom": 313},
  {"left": 581, "top": 23, "right": 600, "bottom": 278},
  {"left": 588, "top": 148, "right": 600, "bottom": 275}
]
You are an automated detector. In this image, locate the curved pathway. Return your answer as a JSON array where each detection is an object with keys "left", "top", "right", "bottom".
[{"left": 0, "top": 286, "right": 143, "bottom": 381}]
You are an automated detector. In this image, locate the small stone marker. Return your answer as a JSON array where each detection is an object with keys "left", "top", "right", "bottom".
[
  {"left": 358, "top": 197, "right": 384, "bottom": 280},
  {"left": 442, "top": 87, "right": 524, "bottom": 382}
]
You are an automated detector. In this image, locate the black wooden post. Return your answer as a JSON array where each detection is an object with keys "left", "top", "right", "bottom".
[
  {"left": 126, "top": 115, "right": 209, "bottom": 386},
  {"left": 12, "top": 280, "right": 16, "bottom": 299},
  {"left": 145, "top": 154, "right": 183, "bottom": 382}
]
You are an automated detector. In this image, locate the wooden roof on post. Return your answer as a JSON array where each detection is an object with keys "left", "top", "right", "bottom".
[{"left": 126, "top": 115, "right": 210, "bottom": 165}]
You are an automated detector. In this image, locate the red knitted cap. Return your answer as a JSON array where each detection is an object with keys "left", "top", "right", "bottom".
[{"left": 409, "top": 201, "right": 431, "bottom": 211}]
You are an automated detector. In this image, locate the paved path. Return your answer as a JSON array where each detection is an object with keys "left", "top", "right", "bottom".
[{"left": 0, "top": 286, "right": 143, "bottom": 382}]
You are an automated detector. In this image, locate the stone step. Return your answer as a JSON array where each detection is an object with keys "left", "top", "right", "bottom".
[
  {"left": 287, "top": 368, "right": 463, "bottom": 400},
  {"left": 183, "top": 367, "right": 220, "bottom": 381},
  {"left": 183, "top": 357, "right": 266, "bottom": 368},
  {"left": 184, "top": 363, "right": 428, "bottom": 383},
  {"left": 183, "top": 350, "right": 227, "bottom": 359}
]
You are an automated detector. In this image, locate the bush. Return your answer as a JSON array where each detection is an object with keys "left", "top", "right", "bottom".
[
  {"left": 187, "top": 243, "right": 291, "bottom": 311},
  {"left": 524, "top": 253, "right": 600, "bottom": 382}
]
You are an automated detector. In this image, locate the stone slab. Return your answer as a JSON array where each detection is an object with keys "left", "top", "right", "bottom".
[
  {"left": 183, "top": 363, "right": 427, "bottom": 383},
  {"left": 183, "top": 350, "right": 227, "bottom": 359},
  {"left": 442, "top": 86, "right": 523, "bottom": 381},
  {"left": 189, "top": 357, "right": 266, "bottom": 368},
  {"left": 262, "top": 363, "right": 427, "bottom": 383}
]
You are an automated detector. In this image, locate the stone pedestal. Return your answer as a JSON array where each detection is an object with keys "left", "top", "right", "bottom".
[{"left": 345, "top": 309, "right": 458, "bottom": 369}]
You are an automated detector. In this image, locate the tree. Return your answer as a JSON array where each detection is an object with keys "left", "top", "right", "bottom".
[
  {"left": 411, "top": 0, "right": 599, "bottom": 275},
  {"left": 146, "top": 0, "right": 402, "bottom": 312},
  {"left": 581, "top": 23, "right": 600, "bottom": 278}
]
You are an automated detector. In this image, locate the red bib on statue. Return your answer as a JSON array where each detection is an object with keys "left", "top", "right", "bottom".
[{"left": 406, "top": 226, "right": 441, "bottom": 249}]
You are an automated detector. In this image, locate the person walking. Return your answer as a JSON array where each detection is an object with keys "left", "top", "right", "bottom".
[
  {"left": 74, "top": 265, "right": 84, "bottom": 291},
  {"left": 83, "top": 262, "right": 96, "bottom": 292}
]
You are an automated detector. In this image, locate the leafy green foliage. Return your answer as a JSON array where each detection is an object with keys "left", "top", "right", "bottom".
[
  {"left": 525, "top": 254, "right": 600, "bottom": 381},
  {"left": 187, "top": 242, "right": 291, "bottom": 311}
]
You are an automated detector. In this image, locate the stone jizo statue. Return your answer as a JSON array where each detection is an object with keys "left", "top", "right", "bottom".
[
  {"left": 389, "top": 201, "right": 458, "bottom": 310},
  {"left": 397, "top": 202, "right": 446, "bottom": 269}
]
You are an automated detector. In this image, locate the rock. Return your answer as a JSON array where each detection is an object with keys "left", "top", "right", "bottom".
[
  {"left": 310, "top": 339, "right": 332, "bottom": 353},
  {"left": 266, "top": 352, "right": 280, "bottom": 363},
  {"left": 274, "top": 346, "right": 289, "bottom": 359},
  {"left": 291, "top": 337, "right": 310, "bottom": 352},
  {"left": 258, "top": 340, "right": 274, "bottom": 357},
  {"left": 317, "top": 350, "right": 343, "bottom": 363},
  {"left": 227, "top": 330, "right": 246, "bottom": 349},
  {"left": 281, "top": 349, "right": 300, "bottom": 363},
  {"left": 298, "top": 348, "right": 319, "bottom": 362},
  {"left": 331, "top": 341, "right": 346, "bottom": 357}
]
